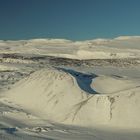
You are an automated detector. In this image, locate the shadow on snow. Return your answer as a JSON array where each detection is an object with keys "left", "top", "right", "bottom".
[{"left": 56, "top": 67, "right": 98, "bottom": 94}]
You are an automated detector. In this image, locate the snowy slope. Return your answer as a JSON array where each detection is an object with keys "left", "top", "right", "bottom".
[
  {"left": 2, "top": 67, "right": 140, "bottom": 129},
  {"left": 0, "top": 36, "right": 140, "bottom": 140},
  {"left": 91, "top": 75, "right": 140, "bottom": 94}
]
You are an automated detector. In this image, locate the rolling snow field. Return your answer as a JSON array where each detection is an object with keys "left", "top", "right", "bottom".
[{"left": 0, "top": 36, "right": 140, "bottom": 140}]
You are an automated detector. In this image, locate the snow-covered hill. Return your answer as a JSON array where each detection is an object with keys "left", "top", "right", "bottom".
[
  {"left": 0, "top": 36, "right": 140, "bottom": 60},
  {"left": 1, "top": 67, "right": 140, "bottom": 129},
  {"left": 1, "top": 36, "right": 140, "bottom": 140}
]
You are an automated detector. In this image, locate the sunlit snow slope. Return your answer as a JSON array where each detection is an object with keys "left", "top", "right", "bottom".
[{"left": 3, "top": 67, "right": 140, "bottom": 128}]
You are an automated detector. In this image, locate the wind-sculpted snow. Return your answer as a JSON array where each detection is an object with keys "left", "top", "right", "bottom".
[
  {"left": 91, "top": 75, "right": 140, "bottom": 94},
  {"left": 2, "top": 67, "right": 140, "bottom": 129}
]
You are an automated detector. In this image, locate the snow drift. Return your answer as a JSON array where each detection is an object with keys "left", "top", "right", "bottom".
[
  {"left": 91, "top": 75, "right": 140, "bottom": 94},
  {"left": 3, "top": 67, "right": 140, "bottom": 128}
]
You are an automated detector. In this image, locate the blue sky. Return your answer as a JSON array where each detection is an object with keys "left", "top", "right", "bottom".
[{"left": 0, "top": 0, "right": 140, "bottom": 40}]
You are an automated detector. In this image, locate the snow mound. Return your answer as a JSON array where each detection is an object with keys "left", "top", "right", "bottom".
[
  {"left": 91, "top": 75, "right": 140, "bottom": 94},
  {"left": 3, "top": 67, "right": 140, "bottom": 128},
  {"left": 4, "top": 67, "right": 89, "bottom": 121}
]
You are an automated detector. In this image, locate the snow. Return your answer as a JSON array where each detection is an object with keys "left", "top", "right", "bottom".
[
  {"left": 0, "top": 36, "right": 140, "bottom": 59},
  {"left": 1, "top": 67, "right": 140, "bottom": 129},
  {"left": 91, "top": 75, "right": 140, "bottom": 94},
  {"left": 0, "top": 36, "right": 140, "bottom": 139},
  {"left": 0, "top": 64, "right": 19, "bottom": 71},
  {"left": 114, "top": 36, "right": 140, "bottom": 40}
]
